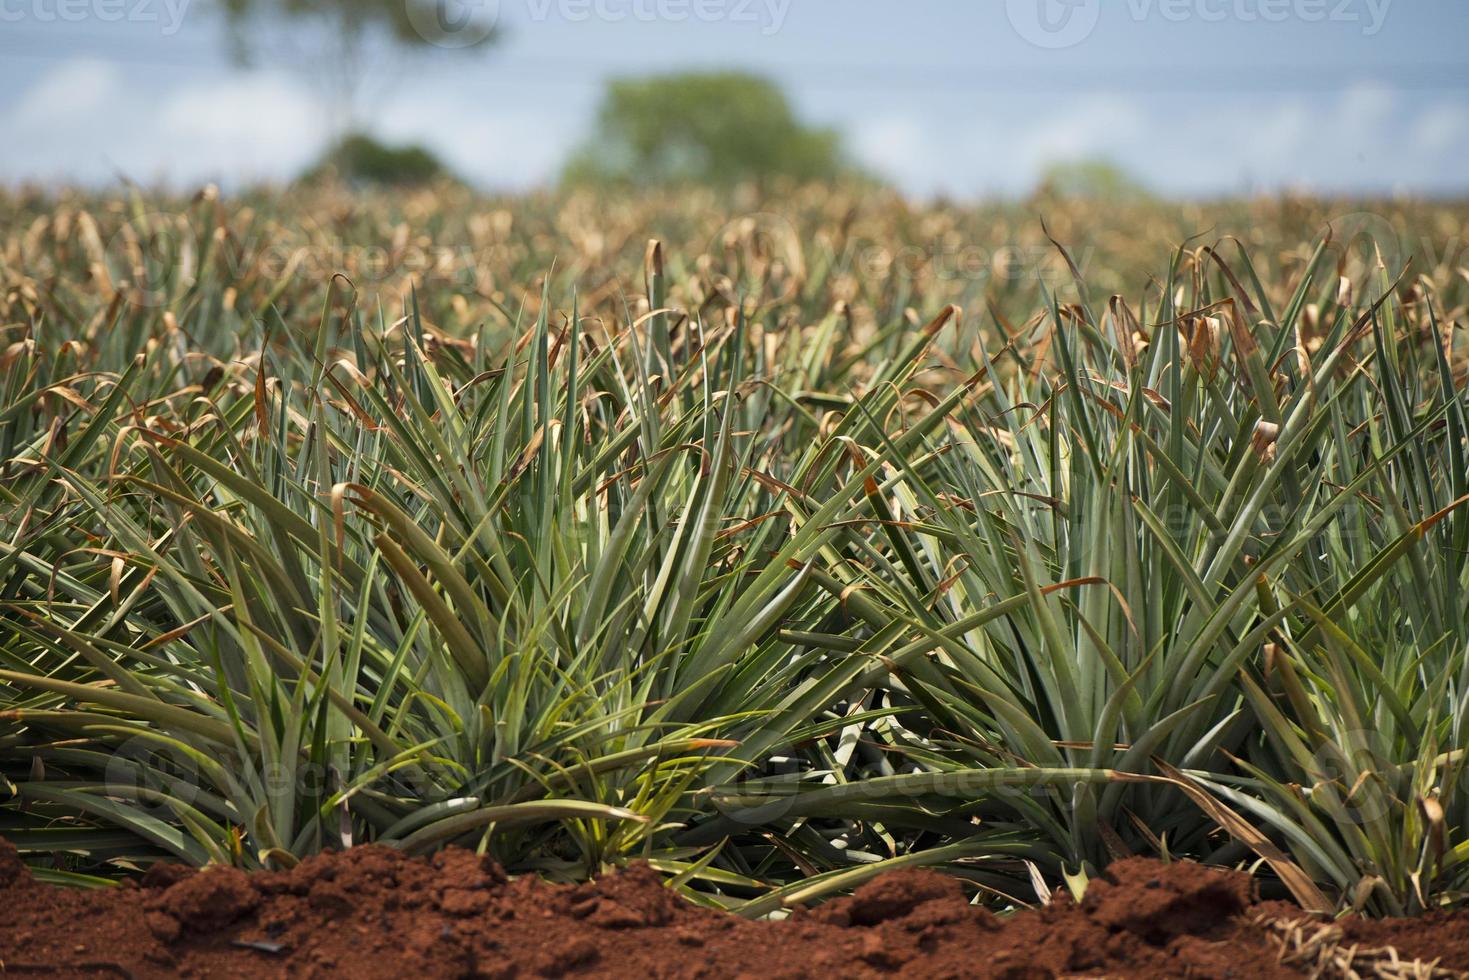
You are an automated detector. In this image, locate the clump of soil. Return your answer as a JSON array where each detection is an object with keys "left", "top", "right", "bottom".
[{"left": 0, "top": 836, "right": 1463, "bottom": 978}]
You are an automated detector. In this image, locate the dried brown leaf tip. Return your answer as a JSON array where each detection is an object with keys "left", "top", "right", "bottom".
[
  {"left": 1251, "top": 420, "right": 1281, "bottom": 464},
  {"left": 1186, "top": 314, "right": 1224, "bottom": 379}
]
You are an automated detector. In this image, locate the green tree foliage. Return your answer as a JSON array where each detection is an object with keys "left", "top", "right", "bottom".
[
  {"left": 301, "top": 132, "right": 450, "bottom": 185},
  {"left": 218, "top": 0, "right": 501, "bottom": 59},
  {"left": 563, "top": 72, "right": 845, "bottom": 187},
  {"left": 1036, "top": 158, "right": 1151, "bottom": 200}
]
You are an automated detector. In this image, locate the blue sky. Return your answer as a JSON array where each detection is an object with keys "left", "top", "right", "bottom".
[{"left": 3, "top": 0, "right": 1468, "bottom": 197}]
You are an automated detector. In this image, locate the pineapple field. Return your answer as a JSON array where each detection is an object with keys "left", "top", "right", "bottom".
[{"left": 2, "top": 183, "right": 1469, "bottom": 975}]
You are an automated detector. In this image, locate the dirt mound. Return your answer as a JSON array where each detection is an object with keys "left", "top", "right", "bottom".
[
  {"left": 0, "top": 836, "right": 27, "bottom": 888},
  {"left": 1, "top": 839, "right": 1466, "bottom": 978}
]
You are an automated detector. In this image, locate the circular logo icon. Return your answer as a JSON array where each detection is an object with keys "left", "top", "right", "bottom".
[
  {"left": 406, "top": 0, "right": 501, "bottom": 49},
  {"left": 1324, "top": 210, "right": 1405, "bottom": 281},
  {"left": 105, "top": 211, "right": 197, "bottom": 309},
  {"left": 703, "top": 210, "right": 805, "bottom": 303},
  {"left": 1005, "top": 0, "right": 1101, "bottom": 49},
  {"left": 1306, "top": 730, "right": 1395, "bottom": 828},
  {"left": 103, "top": 733, "right": 202, "bottom": 820},
  {"left": 709, "top": 744, "right": 804, "bottom": 827}
]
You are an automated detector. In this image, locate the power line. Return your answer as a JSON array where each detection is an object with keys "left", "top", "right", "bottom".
[{"left": 2, "top": 33, "right": 1466, "bottom": 93}]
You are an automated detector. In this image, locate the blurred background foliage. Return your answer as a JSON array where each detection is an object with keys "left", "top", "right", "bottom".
[
  {"left": 561, "top": 71, "right": 850, "bottom": 189},
  {"left": 303, "top": 132, "right": 452, "bottom": 187}
]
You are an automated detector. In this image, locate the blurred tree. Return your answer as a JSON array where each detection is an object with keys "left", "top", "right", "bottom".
[
  {"left": 562, "top": 72, "right": 846, "bottom": 187},
  {"left": 1036, "top": 158, "right": 1151, "bottom": 200},
  {"left": 217, "top": 0, "right": 500, "bottom": 132},
  {"left": 301, "top": 132, "right": 449, "bottom": 186}
]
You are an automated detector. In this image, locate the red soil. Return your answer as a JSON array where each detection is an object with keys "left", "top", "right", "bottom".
[{"left": 1, "top": 836, "right": 1464, "bottom": 979}]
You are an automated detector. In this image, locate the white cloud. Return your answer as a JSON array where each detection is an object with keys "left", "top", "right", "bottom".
[
  {"left": 9, "top": 57, "right": 120, "bottom": 128},
  {"left": 154, "top": 73, "right": 326, "bottom": 181},
  {"left": 852, "top": 115, "right": 929, "bottom": 179},
  {"left": 375, "top": 97, "right": 578, "bottom": 189},
  {"left": 1336, "top": 82, "right": 1397, "bottom": 130},
  {"left": 0, "top": 56, "right": 575, "bottom": 190},
  {"left": 1412, "top": 103, "right": 1469, "bottom": 154},
  {"left": 846, "top": 84, "right": 1469, "bottom": 199},
  {"left": 5, "top": 55, "right": 1468, "bottom": 198},
  {"left": 1012, "top": 97, "right": 1146, "bottom": 172}
]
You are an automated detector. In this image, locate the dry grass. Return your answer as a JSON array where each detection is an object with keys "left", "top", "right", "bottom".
[{"left": 1258, "top": 913, "right": 1465, "bottom": 979}]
